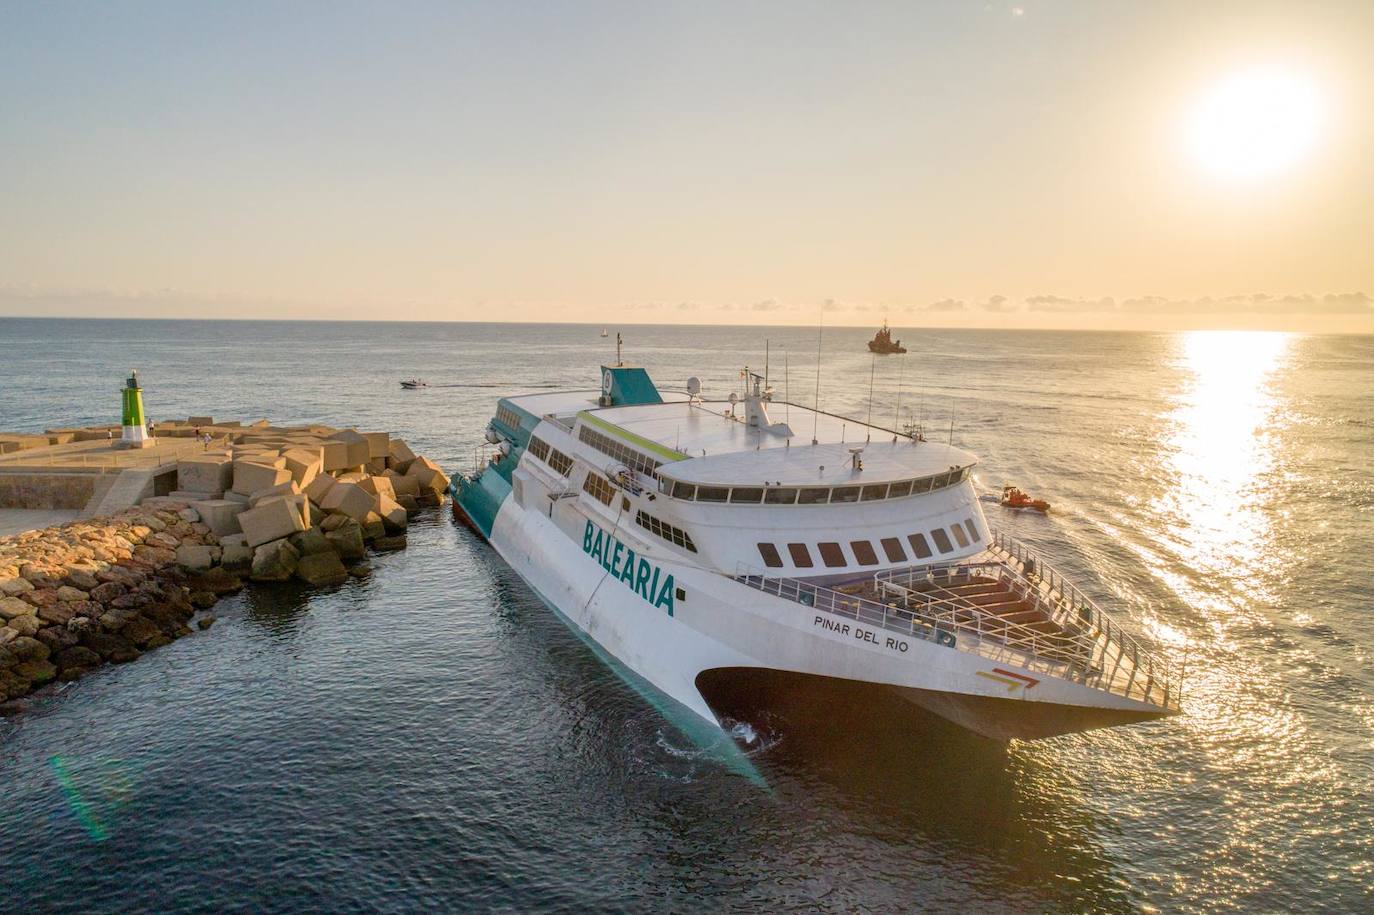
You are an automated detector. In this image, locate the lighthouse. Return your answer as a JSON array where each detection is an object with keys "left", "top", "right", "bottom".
[{"left": 120, "top": 370, "right": 153, "bottom": 448}]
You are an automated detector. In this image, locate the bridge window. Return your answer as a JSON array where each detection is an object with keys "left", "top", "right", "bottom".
[
  {"left": 951, "top": 523, "right": 969, "bottom": 548},
  {"left": 787, "top": 543, "right": 814, "bottom": 568},
  {"left": 830, "top": 486, "right": 860, "bottom": 504},
  {"left": 931, "top": 527, "right": 954, "bottom": 553},
  {"left": 729, "top": 487, "right": 764, "bottom": 503},
  {"left": 635, "top": 510, "right": 698, "bottom": 553},
  {"left": 964, "top": 518, "right": 980, "bottom": 542},
  {"left": 798, "top": 487, "right": 829, "bottom": 505},
  {"left": 817, "top": 542, "right": 846, "bottom": 568},
  {"left": 671, "top": 481, "right": 696, "bottom": 500},
  {"left": 757, "top": 543, "right": 783, "bottom": 568},
  {"left": 908, "top": 533, "right": 932, "bottom": 559},
  {"left": 850, "top": 540, "right": 879, "bottom": 566},
  {"left": 860, "top": 484, "right": 888, "bottom": 501},
  {"left": 582, "top": 472, "right": 615, "bottom": 506},
  {"left": 527, "top": 436, "right": 550, "bottom": 462},
  {"left": 912, "top": 476, "right": 934, "bottom": 494},
  {"left": 495, "top": 406, "right": 523, "bottom": 431},
  {"left": 696, "top": 486, "right": 729, "bottom": 503},
  {"left": 880, "top": 537, "right": 907, "bottom": 562},
  {"left": 887, "top": 479, "right": 913, "bottom": 498},
  {"left": 764, "top": 487, "right": 797, "bottom": 504}
]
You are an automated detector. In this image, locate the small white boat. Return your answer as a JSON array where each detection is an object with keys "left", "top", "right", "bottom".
[{"left": 600, "top": 329, "right": 609, "bottom": 337}]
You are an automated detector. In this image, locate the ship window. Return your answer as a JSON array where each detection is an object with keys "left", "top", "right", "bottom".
[
  {"left": 764, "top": 487, "right": 797, "bottom": 505},
  {"left": 757, "top": 543, "right": 783, "bottom": 568},
  {"left": 860, "top": 484, "right": 888, "bottom": 501},
  {"left": 931, "top": 527, "right": 954, "bottom": 553},
  {"left": 729, "top": 487, "right": 764, "bottom": 503},
  {"left": 527, "top": 436, "right": 550, "bottom": 462},
  {"left": 798, "top": 487, "right": 830, "bottom": 505},
  {"left": 908, "top": 533, "right": 932, "bottom": 559},
  {"left": 912, "top": 476, "right": 934, "bottom": 494},
  {"left": 696, "top": 486, "right": 730, "bottom": 503},
  {"left": 671, "top": 481, "right": 696, "bottom": 501},
  {"left": 887, "top": 479, "right": 913, "bottom": 498},
  {"left": 951, "top": 523, "right": 970, "bottom": 548},
  {"left": 850, "top": 540, "right": 879, "bottom": 566},
  {"left": 635, "top": 510, "right": 698, "bottom": 553},
  {"left": 787, "top": 543, "right": 814, "bottom": 567},
  {"left": 818, "top": 542, "right": 846, "bottom": 567},
  {"left": 547, "top": 448, "right": 573, "bottom": 477},
  {"left": 964, "top": 518, "right": 980, "bottom": 542},
  {"left": 496, "top": 405, "right": 523, "bottom": 432},
  {"left": 582, "top": 472, "right": 616, "bottom": 506},
  {"left": 880, "top": 537, "right": 907, "bottom": 562},
  {"left": 830, "top": 486, "right": 861, "bottom": 504}
]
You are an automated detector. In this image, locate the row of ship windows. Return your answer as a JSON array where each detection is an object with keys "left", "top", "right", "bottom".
[
  {"left": 756, "top": 518, "right": 981, "bottom": 570},
  {"left": 528, "top": 436, "right": 574, "bottom": 477},
  {"left": 578, "top": 425, "right": 663, "bottom": 478},
  {"left": 660, "top": 467, "right": 973, "bottom": 505},
  {"left": 635, "top": 510, "right": 699, "bottom": 553},
  {"left": 495, "top": 405, "right": 524, "bottom": 433}
]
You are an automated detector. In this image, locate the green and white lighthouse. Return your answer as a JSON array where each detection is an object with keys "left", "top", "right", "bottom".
[{"left": 120, "top": 369, "right": 152, "bottom": 448}]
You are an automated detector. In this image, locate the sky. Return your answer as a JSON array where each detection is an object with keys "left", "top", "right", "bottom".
[{"left": 2, "top": 1, "right": 1372, "bottom": 331}]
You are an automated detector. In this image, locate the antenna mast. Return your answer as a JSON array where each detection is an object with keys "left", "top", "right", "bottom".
[
  {"left": 865, "top": 353, "right": 875, "bottom": 440},
  {"left": 893, "top": 353, "right": 906, "bottom": 436},
  {"left": 812, "top": 311, "right": 823, "bottom": 445},
  {"left": 615, "top": 332, "right": 623, "bottom": 366}
]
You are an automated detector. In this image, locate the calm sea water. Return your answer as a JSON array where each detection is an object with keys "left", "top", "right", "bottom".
[{"left": 1, "top": 318, "right": 1371, "bottom": 912}]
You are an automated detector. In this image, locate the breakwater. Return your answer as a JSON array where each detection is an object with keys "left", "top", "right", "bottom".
[{"left": 0, "top": 417, "right": 449, "bottom": 708}]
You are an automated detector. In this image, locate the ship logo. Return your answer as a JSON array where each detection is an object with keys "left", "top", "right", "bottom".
[{"left": 975, "top": 668, "right": 1040, "bottom": 692}]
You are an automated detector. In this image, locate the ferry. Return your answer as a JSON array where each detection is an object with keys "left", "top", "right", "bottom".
[{"left": 452, "top": 357, "right": 1182, "bottom": 742}]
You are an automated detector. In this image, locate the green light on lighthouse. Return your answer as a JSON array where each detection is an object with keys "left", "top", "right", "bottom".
[{"left": 120, "top": 370, "right": 152, "bottom": 448}]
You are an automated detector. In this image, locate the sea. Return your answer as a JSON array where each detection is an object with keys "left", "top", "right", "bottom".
[{"left": 0, "top": 318, "right": 1371, "bottom": 913}]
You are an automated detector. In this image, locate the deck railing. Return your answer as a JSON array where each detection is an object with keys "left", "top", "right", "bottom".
[{"left": 734, "top": 530, "right": 1183, "bottom": 711}]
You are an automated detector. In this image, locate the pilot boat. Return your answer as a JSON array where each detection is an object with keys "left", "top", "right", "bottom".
[
  {"left": 453, "top": 358, "right": 1182, "bottom": 742},
  {"left": 867, "top": 321, "right": 907, "bottom": 354},
  {"left": 1001, "top": 485, "right": 1050, "bottom": 512}
]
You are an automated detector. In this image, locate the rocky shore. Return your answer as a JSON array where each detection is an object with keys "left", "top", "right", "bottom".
[{"left": 0, "top": 430, "right": 450, "bottom": 710}]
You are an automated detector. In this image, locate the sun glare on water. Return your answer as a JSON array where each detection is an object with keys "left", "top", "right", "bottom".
[{"left": 1186, "top": 67, "right": 1325, "bottom": 180}]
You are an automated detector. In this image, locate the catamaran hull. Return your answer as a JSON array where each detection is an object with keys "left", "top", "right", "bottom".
[{"left": 478, "top": 492, "right": 1171, "bottom": 742}]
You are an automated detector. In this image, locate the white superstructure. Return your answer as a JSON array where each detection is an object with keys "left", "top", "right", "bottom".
[{"left": 453, "top": 361, "right": 1182, "bottom": 742}]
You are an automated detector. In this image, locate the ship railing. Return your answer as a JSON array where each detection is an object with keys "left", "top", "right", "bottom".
[
  {"left": 873, "top": 533, "right": 1182, "bottom": 710},
  {"left": 735, "top": 547, "right": 1182, "bottom": 711}
]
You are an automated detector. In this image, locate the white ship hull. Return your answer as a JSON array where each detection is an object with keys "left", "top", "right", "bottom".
[{"left": 481, "top": 489, "right": 1170, "bottom": 742}]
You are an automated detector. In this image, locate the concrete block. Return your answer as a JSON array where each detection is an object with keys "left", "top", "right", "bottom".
[
  {"left": 250, "top": 538, "right": 299, "bottom": 581},
  {"left": 335, "top": 471, "right": 367, "bottom": 484},
  {"left": 171, "top": 489, "right": 223, "bottom": 501},
  {"left": 359, "top": 475, "right": 395, "bottom": 502},
  {"left": 248, "top": 480, "right": 299, "bottom": 507},
  {"left": 191, "top": 499, "right": 247, "bottom": 536},
  {"left": 405, "top": 456, "right": 450, "bottom": 496},
  {"left": 384, "top": 469, "right": 421, "bottom": 497},
  {"left": 326, "top": 429, "right": 370, "bottom": 468},
  {"left": 304, "top": 474, "right": 335, "bottom": 505},
  {"left": 232, "top": 461, "right": 292, "bottom": 496},
  {"left": 178, "top": 455, "right": 233, "bottom": 493},
  {"left": 281, "top": 447, "right": 323, "bottom": 488},
  {"left": 319, "top": 480, "right": 373, "bottom": 522},
  {"left": 321, "top": 441, "right": 351, "bottom": 472},
  {"left": 47, "top": 431, "right": 77, "bottom": 445},
  {"left": 238, "top": 497, "right": 307, "bottom": 548},
  {"left": 363, "top": 432, "right": 390, "bottom": 459},
  {"left": 396, "top": 494, "right": 421, "bottom": 516},
  {"left": 388, "top": 438, "right": 417, "bottom": 467},
  {"left": 360, "top": 511, "right": 386, "bottom": 541},
  {"left": 188, "top": 416, "right": 215, "bottom": 426},
  {"left": 223, "top": 491, "right": 251, "bottom": 506},
  {"left": 295, "top": 551, "right": 349, "bottom": 587},
  {"left": 220, "top": 534, "right": 252, "bottom": 569},
  {"left": 377, "top": 494, "right": 408, "bottom": 534},
  {"left": 366, "top": 457, "right": 388, "bottom": 475}
]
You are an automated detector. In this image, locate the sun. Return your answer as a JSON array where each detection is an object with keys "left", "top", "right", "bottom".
[{"left": 1186, "top": 67, "right": 1325, "bottom": 180}]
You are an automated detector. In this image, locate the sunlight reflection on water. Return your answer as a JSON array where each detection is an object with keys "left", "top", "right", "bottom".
[{"left": 1157, "top": 331, "right": 1293, "bottom": 603}]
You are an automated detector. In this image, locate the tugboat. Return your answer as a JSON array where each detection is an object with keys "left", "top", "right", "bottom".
[
  {"left": 1001, "top": 485, "right": 1050, "bottom": 512},
  {"left": 867, "top": 321, "right": 907, "bottom": 354},
  {"left": 451, "top": 352, "right": 1181, "bottom": 742},
  {"left": 400, "top": 379, "right": 429, "bottom": 389}
]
